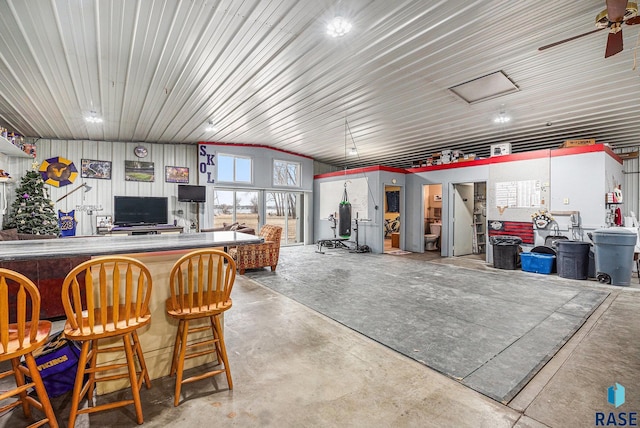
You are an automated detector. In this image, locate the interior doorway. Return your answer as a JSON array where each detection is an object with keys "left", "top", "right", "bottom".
[
  {"left": 453, "top": 183, "right": 474, "bottom": 256},
  {"left": 423, "top": 184, "right": 443, "bottom": 253},
  {"left": 383, "top": 185, "right": 401, "bottom": 253},
  {"left": 452, "top": 182, "right": 487, "bottom": 257}
]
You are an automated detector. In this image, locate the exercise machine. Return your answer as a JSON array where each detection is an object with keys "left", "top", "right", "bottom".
[
  {"left": 349, "top": 214, "right": 371, "bottom": 253},
  {"left": 316, "top": 213, "right": 350, "bottom": 254}
]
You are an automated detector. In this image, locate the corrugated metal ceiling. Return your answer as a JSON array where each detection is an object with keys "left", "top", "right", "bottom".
[{"left": 1, "top": 0, "right": 639, "bottom": 169}]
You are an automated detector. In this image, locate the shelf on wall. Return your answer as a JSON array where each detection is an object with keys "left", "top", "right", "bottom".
[{"left": 0, "top": 136, "right": 32, "bottom": 158}]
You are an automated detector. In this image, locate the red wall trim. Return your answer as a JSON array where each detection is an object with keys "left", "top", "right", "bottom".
[
  {"left": 314, "top": 165, "right": 408, "bottom": 180},
  {"left": 551, "top": 144, "right": 622, "bottom": 164},
  {"left": 406, "top": 157, "right": 492, "bottom": 173},
  {"left": 316, "top": 143, "right": 620, "bottom": 179},
  {"left": 487, "top": 149, "right": 551, "bottom": 164},
  {"left": 198, "top": 141, "right": 314, "bottom": 160}
]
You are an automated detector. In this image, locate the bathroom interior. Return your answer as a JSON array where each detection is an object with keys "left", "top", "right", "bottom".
[{"left": 424, "top": 184, "right": 442, "bottom": 251}]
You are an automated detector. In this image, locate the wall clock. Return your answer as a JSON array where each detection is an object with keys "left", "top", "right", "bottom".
[{"left": 134, "top": 145, "right": 148, "bottom": 158}]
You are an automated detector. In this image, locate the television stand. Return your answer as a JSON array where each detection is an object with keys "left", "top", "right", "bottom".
[{"left": 98, "top": 225, "right": 184, "bottom": 236}]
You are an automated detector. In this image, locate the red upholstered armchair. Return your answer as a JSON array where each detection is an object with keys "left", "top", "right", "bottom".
[{"left": 229, "top": 224, "right": 282, "bottom": 274}]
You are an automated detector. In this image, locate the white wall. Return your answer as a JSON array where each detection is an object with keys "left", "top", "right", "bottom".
[
  {"left": 405, "top": 164, "right": 489, "bottom": 255},
  {"left": 198, "top": 143, "right": 314, "bottom": 243},
  {"left": 619, "top": 148, "right": 639, "bottom": 219},
  {"left": 313, "top": 168, "right": 406, "bottom": 254},
  {"left": 549, "top": 151, "right": 609, "bottom": 242}
]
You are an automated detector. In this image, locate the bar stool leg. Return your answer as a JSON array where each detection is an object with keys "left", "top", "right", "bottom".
[
  {"left": 132, "top": 330, "right": 151, "bottom": 389},
  {"left": 68, "top": 340, "right": 91, "bottom": 428},
  {"left": 24, "top": 352, "right": 59, "bottom": 428},
  {"left": 10, "top": 358, "right": 31, "bottom": 418},
  {"left": 123, "top": 333, "right": 144, "bottom": 424},
  {"left": 174, "top": 319, "right": 189, "bottom": 406},
  {"left": 170, "top": 320, "right": 184, "bottom": 377},
  {"left": 213, "top": 315, "right": 233, "bottom": 389}
]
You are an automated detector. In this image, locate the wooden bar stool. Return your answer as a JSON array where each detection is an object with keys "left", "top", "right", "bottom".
[
  {"left": 166, "top": 249, "right": 236, "bottom": 406},
  {"left": 61, "top": 256, "right": 152, "bottom": 427},
  {"left": 0, "top": 268, "right": 58, "bottom": 428}
]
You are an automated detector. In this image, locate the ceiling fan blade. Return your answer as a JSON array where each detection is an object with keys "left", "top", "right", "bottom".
[
  {"left": 625, "top": 15, "right": 640, "bottom": 24},
  {"left": 605, "top": 29, "right": 624, "bottom": 57},
  {"left": 538, "top": 28, "right": 603, "bottom": 51}
]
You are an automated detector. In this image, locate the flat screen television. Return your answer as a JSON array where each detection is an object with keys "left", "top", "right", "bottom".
[
  {"left": 178, "top": 185, "right": 206, "bottom": 202},
  {"left": 113, "top": 196, "right": 168, "bottom": 226}
]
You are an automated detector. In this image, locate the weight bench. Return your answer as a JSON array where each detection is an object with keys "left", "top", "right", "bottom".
[{"left": 316, "top": 238, "right": 350, "bottom": 254}]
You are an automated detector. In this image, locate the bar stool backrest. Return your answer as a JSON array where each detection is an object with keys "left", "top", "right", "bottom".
[
  {"left": 168, "top": 249, "right": 236, "bottom": 314},
  {"left": 61, "top": 256, "right": 152, "bottom": 336},
  {"left": 0, "top": 269, "right": 42, "bottom": 356}
]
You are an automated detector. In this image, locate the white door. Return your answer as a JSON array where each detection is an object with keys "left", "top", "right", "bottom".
[{"left": 453, "top": 183, "right": 474, "bottom": 256}]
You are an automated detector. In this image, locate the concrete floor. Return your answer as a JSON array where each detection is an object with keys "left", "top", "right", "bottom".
[{"left": 2, "top": 248, "right": 639, "bottom": 427}]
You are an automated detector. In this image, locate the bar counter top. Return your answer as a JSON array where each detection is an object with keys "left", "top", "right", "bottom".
[{"left": 0, "top": 231, "right": 262, "bottom": 261}]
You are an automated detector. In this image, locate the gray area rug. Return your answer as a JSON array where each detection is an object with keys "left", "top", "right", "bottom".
[{"left": 246, "top": 246, "right": 609, "bottom": 403}]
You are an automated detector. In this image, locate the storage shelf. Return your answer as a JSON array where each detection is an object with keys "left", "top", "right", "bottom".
[{"left": 0, "top": 136, "right": 32, "bottom": 158}]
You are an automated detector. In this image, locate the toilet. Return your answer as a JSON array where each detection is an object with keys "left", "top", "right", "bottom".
[{"left": 424, "top": 222, "right": 441, "bottom": 251}]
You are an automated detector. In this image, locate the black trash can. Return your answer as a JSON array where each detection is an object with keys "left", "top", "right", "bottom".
[
  {"left": 556, "top": 241, "right": 591, "bottom": 280},
  {"left": 490, "top": 236, "right": 523, "bottom": 270}
]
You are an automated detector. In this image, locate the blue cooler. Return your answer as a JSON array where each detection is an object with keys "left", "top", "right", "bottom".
[{"left": 521, "top": 252, "right": 555, "bottom": 274}]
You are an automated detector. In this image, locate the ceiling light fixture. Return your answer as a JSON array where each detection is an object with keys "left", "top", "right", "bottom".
[
  {"left": 349, "top": 147, "right": 358, "bottom": 156},
  {"left": 205, "top": 121, "right": 217, "bottom": 132},
  {"left": 494, "top": 105, "right": 511, "bottom": 124},
  {"left": 85, "top": 111, "right": 103, "bottom": 123},
  {"left": 494, "top": 114, "right": 511, "bottom": 124},
  {"left": 327, "top": 16, "right": 352, "bottom": 37}
]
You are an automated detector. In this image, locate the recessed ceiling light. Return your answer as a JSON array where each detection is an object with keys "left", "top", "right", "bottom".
[
  {"left": 349, "top": 147, "right": 358, "bottom": 155},
  {"left": 327, "top": 16, "right": 352, "bottom": 37},
  {"left": 85, "top": 111, "right": 103, "bottom": 123}
]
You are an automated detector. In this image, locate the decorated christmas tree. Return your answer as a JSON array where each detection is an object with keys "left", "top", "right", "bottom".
[{"left": 4, "top": 169, "right": 60, "bottom": 236}]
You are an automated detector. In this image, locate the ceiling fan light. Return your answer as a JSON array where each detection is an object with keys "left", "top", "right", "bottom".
[
  {"left": 494, "top": 115, "right": 510, "bottom": 124},
  {"left": 327, "top": 16, "right": 352, "bottom": 37}
]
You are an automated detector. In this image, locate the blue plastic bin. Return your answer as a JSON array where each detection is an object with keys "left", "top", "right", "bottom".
[{"left": 521, "top": 252, "right": 555, "bottom": 274}]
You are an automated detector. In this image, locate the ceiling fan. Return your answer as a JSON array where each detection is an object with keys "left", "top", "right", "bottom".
[{"left": 538, "top": 0, "right": 640, "bottom": 57}]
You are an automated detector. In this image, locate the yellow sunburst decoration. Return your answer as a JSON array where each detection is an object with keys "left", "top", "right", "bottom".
[{"left": 39, "top": 156, "right": 78, "bottom": 187}]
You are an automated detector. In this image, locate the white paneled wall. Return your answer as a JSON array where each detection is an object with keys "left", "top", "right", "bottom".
[
  {"left": 619, "top": 147, "right": 640, "bottom": 223},
  {"left": 15, "top": 140, "right": 199, "bottom": 236}
]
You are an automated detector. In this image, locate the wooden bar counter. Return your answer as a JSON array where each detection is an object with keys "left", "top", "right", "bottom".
[{"left": 0, "top": 231, "right": 262, "bottom": 393}]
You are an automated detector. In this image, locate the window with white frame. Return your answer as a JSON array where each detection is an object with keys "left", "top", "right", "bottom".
[
  {"left": 217, "top": 154, "right": 252, "bottom": 183},
  {"left": 273, "top": 159, "right": 301, "bottom": 187}
]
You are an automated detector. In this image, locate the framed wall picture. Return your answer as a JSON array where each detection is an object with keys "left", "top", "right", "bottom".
[
  {"left": 124, "top": 160, "right": 154, "bottom": 182},
  {"left": 165, "top": 166, "right": 189, "bottom": 183},
  {"left": 81, "top": 159, "right": 112, "bottom": 180}
]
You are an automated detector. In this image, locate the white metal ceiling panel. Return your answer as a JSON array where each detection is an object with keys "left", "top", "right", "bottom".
[{"left": 0, "top": 0, "right": 638, "bottom": 169}]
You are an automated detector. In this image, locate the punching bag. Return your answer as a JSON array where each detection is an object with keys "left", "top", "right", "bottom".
[{"left": 339, "top": 186, "right": 351, "bottom": 238}]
